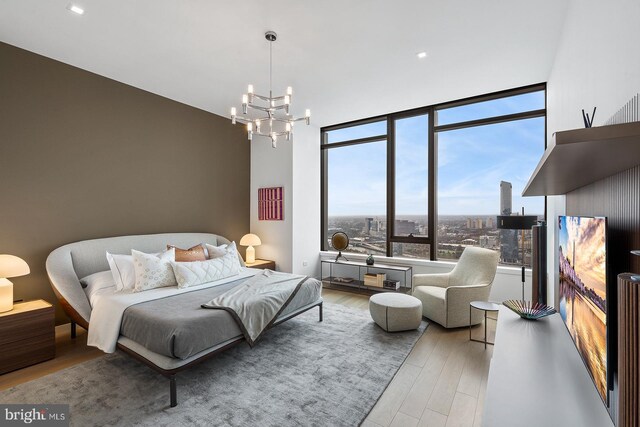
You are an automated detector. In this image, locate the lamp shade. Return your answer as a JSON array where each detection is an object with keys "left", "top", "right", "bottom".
[
  {"left": 496, "top": 215, "right": 538, "bottom": 230},
  {"left": 0, "top": 255, "right": 30, "bottom": 278},
  {"left": 240, "top": 234, "right": 262, "bottom": 247}
]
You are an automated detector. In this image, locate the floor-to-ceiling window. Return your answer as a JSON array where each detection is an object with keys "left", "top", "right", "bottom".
[{"left": 321, "top": 84, "right": 546, "bottom": 267}]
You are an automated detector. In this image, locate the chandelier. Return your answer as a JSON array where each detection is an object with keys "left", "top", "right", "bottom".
[{"left": 230, "top": 31, "right": 310, "bottom": 148}]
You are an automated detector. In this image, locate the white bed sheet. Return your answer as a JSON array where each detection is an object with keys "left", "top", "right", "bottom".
[{"left": 87, "top": 268, "right": 259, "bottom": 353}]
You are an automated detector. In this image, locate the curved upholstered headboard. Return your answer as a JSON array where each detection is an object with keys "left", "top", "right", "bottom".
[{"left": 46, "top": 232, "right": 244, "bottom": 328}]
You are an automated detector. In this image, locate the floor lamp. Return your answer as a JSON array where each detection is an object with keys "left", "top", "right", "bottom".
[{"left": 496, "top": 213, "right": 538, "bottom": 301}]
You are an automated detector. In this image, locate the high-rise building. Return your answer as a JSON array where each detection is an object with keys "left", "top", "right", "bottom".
[
  {"left": 486, "top": 217, "right": 494, "bottom": 228},
  {"left": 395, "top": 220, "right": 417, "bottom": 235},
  {"left": 499, "top": 181, "right": 519, "bottom": 263},
  {"left": 475, "top": 218, "right": 483, "bottom": 229},
  {"left": 500, "top": 181, "right": 512, "bottom": 215},
  {"left": 363, "top": 217, "right": 374, "bottom": 235}
]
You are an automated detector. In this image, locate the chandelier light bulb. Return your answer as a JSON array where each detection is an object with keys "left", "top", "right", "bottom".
[
  {"left": 247, "top": 84, "right": 254, "bottom": 94},
  {"left": 247, "top": 122, "right": 253, "bottom": 132},
  {"left": 305, "top": 109, "right": 311, "bottom": 118},
  {"left": 242, "top": 94, "right": 248, "bottom": 104},
  {"left": 286, "top": 86, "right": 293, "bottom": 95},
  {"left": 285, "top": 122, "right": 292, "bottom": 132},
  {"left": 284, "top": 95, "right": 290, "bottom": 105}
]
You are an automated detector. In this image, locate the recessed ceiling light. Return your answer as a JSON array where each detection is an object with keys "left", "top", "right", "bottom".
[
  {"left": 417, "top": 51, "right": 427, "bottom": 59},
  {"left": 67, "top": 4, "right": 85, "bottom": 15}
]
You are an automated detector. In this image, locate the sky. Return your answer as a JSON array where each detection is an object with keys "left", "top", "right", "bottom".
[
  {"left": 327, "top": 90, "right": 546, "bottom": 216},
  {"left": 558, "top": 216, "right": 607, "bottom": 298}
]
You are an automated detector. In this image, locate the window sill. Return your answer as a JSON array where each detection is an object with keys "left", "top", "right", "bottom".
[{"left": 319, "top": 250, "right": 531, "bottom": 277}]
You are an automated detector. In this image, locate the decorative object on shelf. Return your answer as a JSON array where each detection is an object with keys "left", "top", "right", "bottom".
[
  {"left": 364, "top": 273, "right": 386, "bottom": 288},
  {"left": 258, "top": 187, "right": 284, "bottom": 221},
  {"left": 333, "top": 277, "right": 354, "bottom": 284},
  {"left": 503, "top": 299, "right": 556, "bottom": 320},
  {"left": 630, "top": 250, "right": 640, "bottom": 281},
  {"left": 0, "top": 255, "right": 30, "bottom": 313},
  {"left": 366, "top": 254, "right": 375, "bottom": 266},
  {"left": 330, "top": 232, "right": 349, "bottom": 262},
  {"left": 582, "top": 107, "right": 596, "bottom": 128},
  {"left": 496, "top": 208, "right": 538, "bottom": 301},
  {"left": 239, "top": 234, "right": 262, "bottom": 264},
  {"left": 229, "top": 31, "right": 310, "bottom": 148}
]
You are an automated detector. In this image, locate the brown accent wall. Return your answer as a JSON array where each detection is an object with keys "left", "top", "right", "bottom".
[{"left": 0, "top": 42, "right": 250, "bottom": 324}]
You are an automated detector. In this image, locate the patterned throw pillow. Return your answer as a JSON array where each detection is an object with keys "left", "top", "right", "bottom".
[
  {"left": 171, "top": 245, "right": 241, "bottom": 288},
  {"left": 167, "top": 244, "right": 207, "bottom": 262},
  {"left": 132, "top": 248, "right": 177, "bottom": 292}
]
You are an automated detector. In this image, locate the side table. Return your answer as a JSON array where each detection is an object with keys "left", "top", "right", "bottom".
[{"left": 469, "top": 300, "right": 500, "bottom": 349}]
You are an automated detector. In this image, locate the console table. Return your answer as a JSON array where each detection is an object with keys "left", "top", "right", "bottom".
[
  {"left": 320, "top": 259, "right": 412, "bottom": 295},
  {"left": 483, "top": 306, "right": 614, "bottom": 427}
]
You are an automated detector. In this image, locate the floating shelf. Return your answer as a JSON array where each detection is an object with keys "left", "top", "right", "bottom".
[{"left": 523, "top": 121, "right": 640, "bottom": 196}]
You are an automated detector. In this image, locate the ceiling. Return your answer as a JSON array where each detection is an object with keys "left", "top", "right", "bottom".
[{"left": 0, "top": 0, "right": 569, "bottom": 127}]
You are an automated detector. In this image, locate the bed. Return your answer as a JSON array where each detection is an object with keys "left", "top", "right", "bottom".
[{"left": 46, "top": 232, "right": 323, "bottom": 407}]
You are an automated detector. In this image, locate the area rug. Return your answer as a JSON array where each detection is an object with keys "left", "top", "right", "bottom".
[{"left": 0, "top": 302, "right": 426, "bottom": 427}]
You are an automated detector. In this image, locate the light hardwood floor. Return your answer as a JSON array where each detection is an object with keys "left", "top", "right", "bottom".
[
  {"left": 322, "top": 289, "right": 496, "bottom": 427},
  {"left": 0, "top": 289, "right": 496, "bottom": 427}
]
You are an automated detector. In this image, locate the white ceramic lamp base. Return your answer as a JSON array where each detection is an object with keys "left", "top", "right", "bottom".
[
  {"left": 0, "top": 278, "right": 13, "bottom": 313},
  {"left": 246, "top": 245, "right": 256, "bottom": 264}
]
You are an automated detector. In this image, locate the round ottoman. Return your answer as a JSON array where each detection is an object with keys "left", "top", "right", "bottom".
[{"left": 369, "top": 293, "right": 422, "bottom": 332}]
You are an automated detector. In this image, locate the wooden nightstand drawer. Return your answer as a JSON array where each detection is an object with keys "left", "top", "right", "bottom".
[
  {"left": 0, "top": 305, "right": 54, "bottom": 346},
  {"left": 0, "top": 300, "right": 55, "bottom": 374},
  {"left": 0, "top": 333, "right": 55, "bottom": 375}
]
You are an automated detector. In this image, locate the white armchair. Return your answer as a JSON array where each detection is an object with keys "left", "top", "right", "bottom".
[{"left": 412, "top": 247, "right": 499, "bottom": 328}]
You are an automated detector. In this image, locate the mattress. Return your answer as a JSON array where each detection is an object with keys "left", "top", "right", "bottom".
[{"left": 119, "top": 276, "right": 322, "bottom": 359}]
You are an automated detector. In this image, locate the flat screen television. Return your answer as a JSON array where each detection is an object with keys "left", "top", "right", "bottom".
[{"left": 558, "top": 215, "right": 609, "bottom": 405}]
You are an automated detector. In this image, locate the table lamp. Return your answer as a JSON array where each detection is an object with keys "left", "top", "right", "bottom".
[
  {"left": 0, "top": 254, "right": 30, "bottom": 312},
  {"left": 240, "top": 234, "right": 262, "bottom": 264}
]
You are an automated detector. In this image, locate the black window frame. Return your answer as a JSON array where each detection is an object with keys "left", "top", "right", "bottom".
[{"left": 321, "top": 83, "right": 547, "bottom": 261}]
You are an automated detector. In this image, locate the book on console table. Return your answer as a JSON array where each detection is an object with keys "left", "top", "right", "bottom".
[
  {"left": 364, "top": 273, "right": 386, "bottom": 288},
  {"left": 383, "top": 280, "right": 400, "bottom": 290}
]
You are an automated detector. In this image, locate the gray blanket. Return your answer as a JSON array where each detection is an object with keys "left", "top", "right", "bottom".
[{"left": 202, "top": 270, "right": 308, "bottom": 346}]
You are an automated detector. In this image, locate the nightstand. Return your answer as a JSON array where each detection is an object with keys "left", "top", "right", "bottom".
[
  {"left": 0, "top": 299, "right": 55, "bottom": 374},
  {"left": 245, "top": 259, "right": 276, "bottom": 270}
]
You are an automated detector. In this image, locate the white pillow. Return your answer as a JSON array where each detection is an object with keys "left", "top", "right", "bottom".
[
  {"left": 80, "top": 270, "right": 116, "bottom": 307},
  {"left": 171, "top": 245, "right": 241, "bottom": 288},
  {"left": 205, "top": 243, "right": 228, "bottom": 259},
  {"left": 106, "top": 252, "right": 136, "bottom": 291},
  {"left": 80, "top": 270, "right": 115, "bottom": 291},
  {"left": 132, "top": 248, "right": 177, "bottom": 292}
]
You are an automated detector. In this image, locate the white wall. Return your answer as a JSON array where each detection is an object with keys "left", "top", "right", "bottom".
[
  {"left": 250, "top": 135, "right": 293, "bottom": 273},
  {"left": 291, "top": 125, "right": 321, "bottom": 277},
  {"left": 250, "top": 124, "right": 320, "bottom": 276},
  {"left": 545, "top": 0, "right": 640, "bottom": 304}
]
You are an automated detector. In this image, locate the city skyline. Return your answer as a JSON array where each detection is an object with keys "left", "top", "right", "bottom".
[{"left": 327, "top": 91, "right": 545, "bottom": 216}]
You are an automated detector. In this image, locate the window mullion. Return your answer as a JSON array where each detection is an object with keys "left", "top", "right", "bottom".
[
  {"left": 428, "top": 109, "right": 436, "bottom": 261},
  {"left": 386, "top": 116, "right": 395, "bottom": 258}
]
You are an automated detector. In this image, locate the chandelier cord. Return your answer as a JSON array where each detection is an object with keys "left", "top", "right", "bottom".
[{"left": 269, "top": 38, "right": 273, "bottom": 96}]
